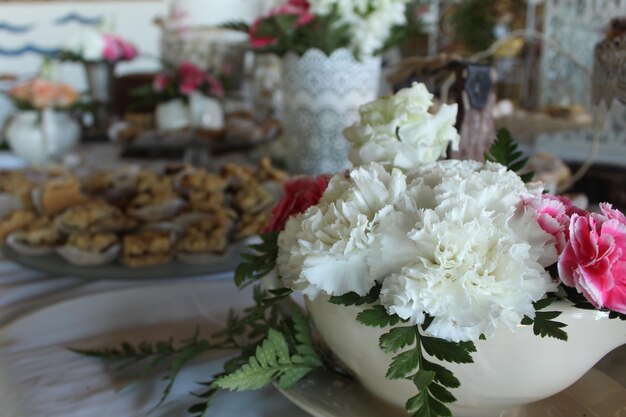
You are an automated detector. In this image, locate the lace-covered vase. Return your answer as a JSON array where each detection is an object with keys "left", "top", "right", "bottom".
[{"left": 281, "top": 49, "right": 381, "bottom": 175}]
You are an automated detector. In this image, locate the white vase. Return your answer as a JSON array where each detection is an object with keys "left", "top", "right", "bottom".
[
  {"left": 5, "top": 110, "right": 80, "bottom": 165},
  {"left": 155, "top": 98, "right": 192, "bottom": 131},
  {"left": 307, "top": 295, "right": 626, "bottom": 417},
  {"left": 189, "top": 92, "right": 224, "bottom": 130},
  {"left": 281, "top": 48, "right": 381, "bottom": 175}
]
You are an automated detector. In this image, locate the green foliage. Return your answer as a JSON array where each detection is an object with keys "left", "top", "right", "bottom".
[
  {"left": 420, "top": 337, "right": 475, "bottom": 364},
  {"left": 449, "top": 0, "right": 499, "bottom": 53},
  {"left": 329, "top": 284, "right": 381, "bottom": 306},
  {"left": 72, "top": 286, "right": 325, "bottom": 417},
  {"left": 485, "top": 128, "right": 534, "bottom": 183},
  {"left": 387, "top": 348, "right": 421, "bottom": 380},
  {"left": 219, "top": 20, "right": 250, "bottom": 32},
  {"left": 379, "top": 326, "right": 416, "bottom": 353},
  {"left": 214, "top": 328, "right": 321, "bottom": 391},
  {"left": 521, "top": 297, "right": 568, "bottom": 341},
  {"left": 234, "top": 233, "right": 279, "bottom": 288},
  {"left": 356, "top": 305, "right": 403, "bottom": 327},
  {"left": 71, "top": 327, "right": 213, "bottom": 407},
  {"left": 372, "top": 305, "right": 477, "bottom": 417}
]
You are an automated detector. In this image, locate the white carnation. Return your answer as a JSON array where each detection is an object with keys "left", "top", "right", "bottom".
[
  {"left": 378, "top": 160, "right": 557, "bottom": 342},
  {"left": 344, "top": 82, "right": 460, "bottom": 171},
  {"left": 277, "top": 164, "right": 408, "bottom": 299},
  {"left": 309, "top": 0, "right": 410, "bottom": 56},
  {"left": 64, "top": 29, "right": 105, "bottom": 61}
]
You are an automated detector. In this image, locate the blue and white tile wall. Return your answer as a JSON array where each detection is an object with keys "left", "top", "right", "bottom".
[{"left": 0, "top": 1, "right": 169, "bottom": 129}]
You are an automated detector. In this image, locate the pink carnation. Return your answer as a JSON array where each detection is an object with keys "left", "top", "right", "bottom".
[
  {"left": 102, "top": 34, "right": 122, "bottom": 61},
  {"left": 558, "top": 207, "right": 626, "bottom": 314},
  {"left": 118, "top": 38, "right": 138, "bottom": 60},
  {"left": 524, "top": 194, "right": 587, "bottom": 254},
  {"left": 102, "top": 34, "right": 138, "bottom": 62}
]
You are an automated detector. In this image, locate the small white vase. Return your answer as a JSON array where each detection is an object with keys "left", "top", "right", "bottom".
[
  {"left": 307, "top": 295, "right": 626, "bottom": 417},
  {"left": 281, "top": 48, "right": 381, "bottom": 176},
  {"left": 5, "top": 110, "right": 80, "bottom": 165},
  {"left": 189, "top": 92, "right": 224, "bottom": 130},
  {"left": 155, "top": 98, "right": 192, "bottom": 131}
]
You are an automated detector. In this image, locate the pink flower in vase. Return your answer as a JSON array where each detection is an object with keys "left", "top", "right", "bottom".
[
  {"left": 102, "top": 34, "right": 123, "bottom": 61},
  {"left": 271, "top": 0, "right": 314, "bottom": 27},
  {"left": 178, "top": 62, "right": 204, "bottom": 95},
  {"left": 118, "top": 38, "right": 138, "bottom": 61},
  {"left": 558, "top": 208, "right": 626, "bottom": 314}
]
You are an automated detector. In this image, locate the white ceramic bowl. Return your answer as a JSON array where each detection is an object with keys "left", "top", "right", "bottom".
[{"left": 307, "top": 295, "right": 626, "bottom": 417}]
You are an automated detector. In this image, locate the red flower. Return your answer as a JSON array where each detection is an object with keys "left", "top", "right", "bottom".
[
  {"left": 249, "top": 0, "right": 314, "bottom": 50},
  {"left": 249, "top": 19, "right": 278, "bottom": 49},
  {"left": 263, "top": 175, "right": 331, "bottom": 233},
  {"left": 178, "top": 61, "right": 205, "bottom": 95}
]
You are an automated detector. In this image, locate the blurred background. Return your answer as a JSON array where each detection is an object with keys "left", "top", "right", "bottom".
[{"left": 0, "top": 0, "right": 624, "bottom": 206}]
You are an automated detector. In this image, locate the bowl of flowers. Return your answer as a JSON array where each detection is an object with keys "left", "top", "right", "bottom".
[{"left": 76, "top": 83, "right": 625, "bottom": 417}]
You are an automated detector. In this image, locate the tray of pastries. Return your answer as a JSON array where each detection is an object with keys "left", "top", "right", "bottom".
[
  {"left": 0, "top": 159, "right": 286, "bottom": 280},
  {"left": 111, "top": 111, "right": 282, "bottom": 159}
]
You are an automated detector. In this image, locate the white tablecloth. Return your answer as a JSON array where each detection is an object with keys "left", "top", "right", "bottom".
[
  {"left": 0, "top": 255, "right": 623, "bottom": 417},
  {"left": 0, "top": 256, "right": 313, "bottom": 417}
]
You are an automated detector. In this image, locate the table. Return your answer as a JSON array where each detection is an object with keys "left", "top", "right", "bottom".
[
  {"left": 0, "top": 255, "right": 314, "bottom": 417},
  {"left": 0, "top": 254, "right": 624, "bottom": 417}
]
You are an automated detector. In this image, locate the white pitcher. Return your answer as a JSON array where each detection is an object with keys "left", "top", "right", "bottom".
[{"left": 5, "top": 109, "right": 80, "bottom": 165}]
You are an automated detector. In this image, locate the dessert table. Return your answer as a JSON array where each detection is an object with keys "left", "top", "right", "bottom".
[{"left": 0, "top": 144, "right": 623, "bottom": 417}]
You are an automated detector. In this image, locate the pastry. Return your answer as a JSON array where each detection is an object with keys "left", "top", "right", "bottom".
[
  {"left": 0, "top": 210, "right": 36, "bottom": 241},
  {"left": 56, "top": 232, "right": 121, "bottom": 266},
  {"left": 56, "top": 201, "right": 137, "bottom": 234},
  {"left": 235, "top": 210, "right": 271, "bottom": 241},
  {"left": 5, "top": 215, "right": 63, "bottom": 256},
  {"left": 0, "top": 170, "right": 36, "bottom": 209},
  {"left": 256, "top": 158, "right": 287, "bottom": 183},
  {"left": 221, "top": 163, "right": 255, "bottom": 191},
  {"left": 231, "top": 183, "right": 274, "bottom": 215},
  {"left": 177, "top": 210, "right": 234, "bottom": 255},
  {"left": 123, "top": 230, "right": 172, "bottom": 267},
  {"left": 178, "top": 168, "right": 227, "bottom": 194},
  {"left": 35, "top": 178, "right": 87, "bottom": 215}
]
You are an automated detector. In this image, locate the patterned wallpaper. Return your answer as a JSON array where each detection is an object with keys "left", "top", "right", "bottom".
[{"left": 537, "top": 0, "right": 626, "bottom": 164}]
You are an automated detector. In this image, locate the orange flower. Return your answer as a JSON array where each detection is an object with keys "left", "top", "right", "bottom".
[
  {"left": 31, "top": 79, "right": 59, "bottom": 109},
  {"left": 56, "top": 83, "right": 79, "bottom": 107},
  {"left": 8, "top": 84, "right": 30, "bottom": 102},
  {"left": 8, "top": 79, "right": 79, "bottom": 109}
]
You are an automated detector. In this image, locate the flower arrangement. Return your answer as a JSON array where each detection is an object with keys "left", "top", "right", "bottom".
[
  {"left": 151, "top": 61, "right": 224, "bottom": 103},
  {"left": 62, "top": 29, "right": 138, "bottom": 63},
  {"left": 247, "top": 0, "right": 413, "bottom": 56},
  {"left": 8, "top": 79, "right": 79, "bottom": 111},
  {"left": 75, "top": 83, "right": 625, "bottom": 417}
]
